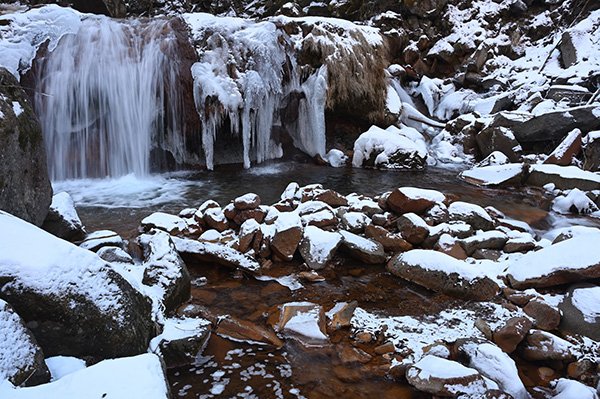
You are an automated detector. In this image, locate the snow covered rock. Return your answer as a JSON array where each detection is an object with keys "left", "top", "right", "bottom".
[
  {"left": 41, "top": 192, "right": 86, "bottom": 242},
  {"left": 97, "top": 246, "right": 134, "bottom": 264},
  {"left": 233, "top": 193, "right": 261, "bottom": 210},
  {"left": 237, "top": 219, "right": 261, "bottom": 253},
  {"left": 506, "top": 233, "right": 600, "bottom": 289},
  {"left": 312, "top": 189, "right": 348, "bottom": 207},
  {"left": 271, "top": 212, "right": 303, "bottom": 261},
  {"left": 521, "top": 330, "right": 576, "bottom": 362},
  {"left": 138, "top": 230, "right": 191, "bottom": 313},
  {"left": 0, "top": 211, "right": 155, "bottom": 359},
  {"left": 365, "top": 224, "right": 412, "bottom": 253},
  {"left": 550, "top": 378, "right": 598, "bottom": 399},
  {"left": 149, "top": 317, "right": 211, "bottom": 368},
  {"left": 203, "top": 207, "right": 229, "bottom": 232},
  {"left": 492, "top": 317, "right": 533, "bottom": 354},
  {"left": 459, "top": 230, "right": 508, "bottom": 256},
  {"left": 544, "top": 128, "right": 582, "bottom": 166},
  {"left": 526, "top": 164, "right": 600, "bottom": 191},
  {"left": 324, "top": 149, "right": 348, "bottom": 167},
  {"left": 298, "top": 226, "right": 342, "bottom": 270},
  {"left": 79, "top": 230, "right": 124, "bottom": 252},
  {"left": 352, "top": 125, "right": 427, "bottom": 170},
  {"left": 523, "top": 298, "right": 561, "bottom": 331},
  {"left": 276, "top": 302, "right": 328, "bottom": 345},
  {"left": 405, "top": 355, "right": 487, "bottom": 397},
  {"left": 459, "top": 163, "right": 525, "bottom": 187},
  {"left": 583, "top": 131, "right": 600, "bottom": 171},
  {"left": 448, "top": 201, "right": 495, "bottom": 231},
  {"left": 387, "top": 250, "right": 500, "bottom": 300},
  {"left": 339, "top": 230, "right": 386, "bottom": 264},
  {"left": 552, "top": 188, "right": 599, "bottom": 215},
  {"left": 0, "top": 353, "right": 169, "bottom": 399},
  {"left": 340, "top": 211, "right": 370, "bottom": 233},
  {"left": 558, "top": 284, "right": 600, "bottom": 341},
  {"left": 0, "top": 299, "right": 50, "bottom": 387},
  {"left": 173, "top": 237, "right": 260, "bottom": 273},
  {"left": 476, "top": 126, "right": 522, "bottom": 163},
  {"left": 386, "top": 187, "right": 445, "bottom": 215},
  {"left": 396, "top": 213, "right": 430, "bottom": 245},
  {"left": 140, "top": 212, "right": 187, "bottom": 234}
]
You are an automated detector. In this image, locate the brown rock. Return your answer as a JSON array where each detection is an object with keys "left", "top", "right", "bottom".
[
  {"left": 339, "top": 230, "right": 386, "bottom": 264},
  {"left": 435, "top": 240, "right": 468, "bottom": 260},
  {"left": 365, "top": 224, "right": 412, "bottom": 253},
  {"left": 397, "top": 213, "right": 429, "bottom": 245},
  {"left": 233, "top": 193, "right": 261, "bottom": 210},
  {"left": 313, "top": 189, "right": 348, "bottom": 207},
  {"left": 492, "top": 316, "right": 533, "bottom": 353},
  {"left": 233, "top": 208, "right": 266, "bottom": 225},
  {"left": 521, "top": 330, "right": 576, "bottom": 362},
  {"left": 271, "top": 218, "right": 303, "bottom": 262},
  {"left": 544, "top": 128, "right": 582, "bottom": 166},
  {"left": 354, "top": 331, "right": 374, "bottom": 343},
  {"left": 338, "top": 345, "right": 372, "bottom": 364},
  {"left": 374, "top": 342, "right": 395, "bottom": 355},
  {"left": 216, "top": 316, "right": 283, "bottom": 348},
  {"left": 523, "top": 299, "right": 561, "bottom": 331},
  {"left": 406, "top": 356, "right": 486, "bottom": 397},
  {"left": 387, "top": 187, "right": 443, "bottom": 215},
  {"left": 328, "top": 301, "right": 358, "bottom": 330},
  {"left": 203, "top": 208, "right": 229, "bottom": 232}
]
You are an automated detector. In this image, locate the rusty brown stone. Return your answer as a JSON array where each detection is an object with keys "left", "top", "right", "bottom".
[{"left": 492, "top": 316, "right": 532, "bottom": 353}]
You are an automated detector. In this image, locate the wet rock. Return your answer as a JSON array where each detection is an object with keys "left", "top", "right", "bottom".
[
  {"left": 558, "top": 284, "right": 600, "bottom": 341},
  {"left": 41, "top": 192, "right": 86, "bottom": 242},
  {"left": 97, "top": 246, "right": 134, "bottom": 264},
  {"left": 476, "top": 126, "right": 522, "bottom": 162},
  {"left": 582, "top": 131, "right": 600, "bottom": 171},
  {"left": 327, "top": 301, "right": 357, "bottom": 330},
  {"left": 521, "top": 330, "right": 576, "bottom": 362},
  {"left": 387, "top": 250, "right": 499, "bottom": 301},
  {"left": 0, "top": 299, "right": 50, "bottom": 386},
  {"left": 338, "top": 345, "right": 372, "bottom": 364},
  {"left": 216, "top": 315, "right": 283, "bottom": 347},
  {"left": 386, "top": 187, "right": 445, "bottom": 215},
  {"left": 365, "top": 224, "right": 412, "bottom": 253},
  {"left": 492, "top": 317, "right": 533, "bottom": 353},
  {"left": 298, "top": 226, "right": 342, "bottom": 270},
  {"left": 79, "top": 230, "right": 124, "bottom": 252},
  {"left": 406, "top": 355, "right": 486, "bottom": 397},
  {"left": 271, "top": 213, "right": 303, "bottom": 261},
  {"left": 0, "top": 67, "right": 52, "bottom": 226},
  {"left": 339, "top": 230, "right": 386, "bottom": 264},
  {"left": 523, "top": 298, "right": 561, "bottom": 331},
  {"left": 543, "top": 128, "right": 582, "bottom": 166},
  {"left": 233, "top": 193, "right": 261, "bottom": 210},
  {"left": 173, "top": 237, "right": 260, "bottom": 274},
  {"left": 448, "top": 201, "right": 495, "bottom": 231},
  {"left": 460, "top": 230, "right": 508, "bottom": 256},
  {"left": 276, "top": 302, "right": 328, "bottom": 344},
  {"left": 141, "top": 211, "right": 187, "bottom": 235},
  {"left": 149, "top": 317, "right": 211, "bottom": 368},
  {"left": 397, "top": 213, "right": 429, "bottom": 245},
  {"left": 139, "top": 230, "right": 191, "bottom": 313}
]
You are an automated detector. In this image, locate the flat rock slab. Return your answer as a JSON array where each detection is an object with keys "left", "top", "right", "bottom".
[
  {"left": 339, "top": 230, "right": 386, "bottom": 264},
  {"left": 387, "top": 250, "right": 499, "bottom": 301},
  {"left": 173, "top": 237, "right": 260, "bottom": 273},
  {"left": 526, "top": 164, "right": 600, "bottom": 191},
  {"left": 459, "top": 164, "right": 525, "bottom": 187}
]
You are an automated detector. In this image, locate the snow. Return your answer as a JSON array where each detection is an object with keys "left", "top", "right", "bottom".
[
  {"left": 551, "top": 378, "right": 598, "bottom": 399},
  {"left": 279, "top": 303, "right": 327, "bottom": 341},
  {"left": 408, "top": 355, "right": 479, "bottom": 380},
  {"left": 0, "top": 354, "right": 169, "bottom": 399},
  {"left": 11, "top": 101, "right": 23, "bottom": 117},
  {"left": 254, "top": 274, "right": 303, "bottom": 291},
  {"left": 141, "top": 212, "right": 187, "bottom": 233},
  {"left": 325, "top": 149, "right": 348, "bottom": 167},
  {"left": 200, "top": 229, "right": 223, "bottom": 242},
  {"left": 45, "top": 357, "right": 86, "bottom": 381},
  {"left": 79, "top": 230, "right": 123, "bottom": 251},
  {"left": 0, "top": 212, "right": 126, "bottom": 322},
  {"left": 352, "top": 125, "right": 427, "bottom": 168},
  {"left": 397, "top": 249, "right": 487, "bottom": 282},
  {"left": 173, "top": 237, "right": 261, "bottom": 273},
  {"left": 0, "top": 299, "right": 37, "bottom": 384},
  {"left": 386, "top": 85, "right": 401, "bottom": 114},
  {"left": 571, "top": 287, "right": 600, "bottom": 323},
  {"left": 48, "top": 192, "right": 83, "bottom": 231},
  {"left": 301, "top": 209, "right": 335, "bottom": 226},
  {"left": 552, "top": 188, "right": 599, "bottom": 215},
  {"left": 301, "top": 226, "right": 342, "bottom": 264},
  {"left": 460, "top": 164, "right": 524, "bottom": 186},
  {"left": 149, "top": 317, "right": 211, "bottom": 353},
  {"left": 398, "top": 187, "right": 446, "bottom": 203},
  {"left": 281, "top": 182, "right": 300, "bottom": 201}
]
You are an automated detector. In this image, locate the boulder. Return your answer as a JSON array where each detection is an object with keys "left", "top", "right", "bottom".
[
  {"left": 340, "top": 211, "right": 370, "bottom": 233},
  {"left": 558, "top": 284, "right": 600, "bottom": 341},
  {"left": 386, "top": 187, "right": 445, "bottom": 214},
  {"left": 397, "top": 213, "right": 429, "bottom": 245},
  {"left": 527, "top": 164, "right": 600, "bottom": 191},
  {"left": 271, "top": 212, "right": 303, "bottom": 261},
  {"left": 0, "top": 299, "right": 50, "bottom": 387},
  {"left": 97, "top": 246, "right": 134, "bottom": 264},
  {"left": 551, "top": 378, "right": 598, "bottom": 399},
  {"left": 546, "top": 85, "right": 591, "bottom": 106},
  {"left": 203, "top": 207, "right": 229, "bottom": 232},
  {"left": 365, "top": 224, "right": 412, "bottom": 253},
  {"left": 149, "top": 317, "right": 211, "bottom": 368},
  {"left": 582, "top": 131, "right": 600, "bottom": 171},
  {"left": 459, "top": 230, "right": 508, "bottom": 256},
  {"left": 173, "top": 237, "right": 260, "bottom": 274},
  {"left": 521, "top": 330, "right": 576, "bottom": 362},
  {"left": 237, "top": 219, "right": 261, "bottom": 253},
  {"left": 492, "top": 317, "right": 532, "bottom": 353},
  {"left": 140, "top": 212, "right": 187, "bottom": 234},
  {"left": 301, "top": 209, "right": 338, "bottom": 229},
  {"left": 339, "top": 230, "right": 386, "bottom": 264},
  {"left": 459, "top": 163, "right": 526, "bottom": 187},
  {"left": 544, "top": 128, "right": 582, "bottom": 166},
  {"left": 387, "top": 250, "right": 499, "bottom": 300},
  {"left": 298, "top": 226, "right": 342, "bottom": 270},
  {"left": 41, "top": 192, "right": 86, "bottom": 242},
  {"left": 0, "top": 211, "right": 155, "bottom": 359},
  {"left": 233, "top": 193, "right": 261, "bottom": 210},
  {"left": 313, "top": 189, "right": 348, "bottom": 207},
  {"left": 448, "top": 201, "right": 495, "bottom": 231},
  {"left": 0, "top": 67, "right": 52, "bottom": 226},
  {"left": 476, "top": 126, "right": 522, "bottom": 162},
  {"left": 523, "top": 298, "right": 561, "bottom": 331}
]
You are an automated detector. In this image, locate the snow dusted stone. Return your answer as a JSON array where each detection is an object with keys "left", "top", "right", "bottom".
[
  {"left": 387, "top": 250, "right": 499, "bottom": 300},
  {"left": 459, "top": 230, "right": 508, "bottom": 256},
  {"left": 477, "top": 151, "right": 510, "bottom": 167},
  {"left": 476, "top": 126, "right": 522, "bottom": 163},
  {"left": 96, "top": 246, "right": 134, "bottom": 264},
  {"left": 312, "top": 189, "right": 348, "bottom": 207},
  {"left": 523, "top": 298, "right": 561, "bottom": 331},
  {"left": 506, "top": 233, "right": 600, "bottom": 289},
  {"left": 397, "top": 213, "right": 429, "bottom": 245},
  {"left": 365, "top": 224, "right": 412, "bottom": 253},
  {"left": 280, "top": 182, "right": 300, "bottom": 201},
  {"left": 526, "top": 164, "right": 600, "bottom": 191},
  {"left": 346, "top": 193, "right": 382, "bottom": 216},
  {"left": 0, "top": 211, "right": 155, "bottom": 359},
  {"left": 387, "top": 187, "right": 445, "bottom": 215},
  {"left": 0, "top": 353, "right": 169, "bottom": 399},
  {"left": 172, "top": 237, "right": 260, "bottom": 274},
  {"left": 435, "top": 234, "right": 468, "bottom": 260},
  {"left": 339, "top": 230, "right": 386, "bottom": 264},
  {"left": 233, "top": 193, "right": 261, "bottom": 210},
  {"left": 492, "top": 317, "right": 533, "bottom": 354},
  {"left": 583, "top": 130, "right": 600, "bottom": 171},
  {"left": 324, "top": 149, "right": 348, "bottom": 167},
  {"left": 504, "top": 234, "right": 537, "bottom": 253},
  {"left": 428, "top": 222, "right": 473, "bottom": 240},
  {"left": 216, "top": 315, "right": 283, "bottom": 348},
  {"left": 0, "top": 299, "right": 50, "bottom": 387},
  {"left": 448, "top": 201, "right": 495, "bottom": 231},
  {"left": 298, "top": 226, "right": 342, "bottom": 270},
  {"left": 457, "top": 340, "right": 529, "bottom": 399},
  {"left": 552, "top": 188, "right": 599, "bottom": 215},
  {"left": 341, "top": 211, "right": 370, "bottom": 233},
  {"left": 296, "top": 200, "right": 330, "bottom": 216},
  {"left": 352, "top": 125, "right": 427, "bottom": 169},
  {"left": 203, "top": 207, "right": 229, "bottom": 232},
  {"left": 551, "top": 378, "right": 598, "bottom": 399},
  {"left": 271, "top": 212, "right": 303, "bottom": 262},
  {"left": 521, "top": 330, "right": 576, "bottom": 362},
  {"left": 41, "top": 192, "right": 86, "bottom": 242},
  {"left": 238, "top": 219, "right": 261, "bottom": 253},
  {"left": 327, "top": 301, "right": 358, "bottom": 330},
  {"left": 149, "top": 317, "right": 211, "bottom": 368},
  {"left": 301, "top": 209, "right": 338, "bottom": 229},
  {"left": 544, "top": 128, "right": 582, "bottom": 166},
  {"left": 79, "top": 230, "right": 123, "bottom": 252},
  {"left": 558, "top": 284, "right": 600, "bottom": 341},
  {"left": 459, "top": 163, "right": 525, "bottom": 187},
  {"left": 405, "top": 355, "right": 486, "bottom": 397},
  {"left": 141, "top": 212, "right": 187, "bottom": 234},
  {"left": 276, "top": 302, "right": 328, "bottom": 345},
  {"left": 138, "top": 230, "right": 191, "bottom": 313}
]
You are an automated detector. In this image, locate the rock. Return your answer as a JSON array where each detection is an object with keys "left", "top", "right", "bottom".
[
  {"left": 423, "top": 203, "right": 449, "bottom": 225},
  {"left": 386, "top": 187, "right": 445, "bottom": 215},
  {"left": 365, "top": 224, "right": 412, "bottom": 253},
  {"left": 459, "top": 230, "right": 508, "bottom": 256},
  {"left": 233, "top": 193, "right": 261, "bottom": 210},
  {"left": 523, "top": 298, "right": 561, "bottom": 331},
  {"left": 406, "top": 355, "right": 486, "bottom": 397},
  {"left": 298, "top": 226, "right": 342, "bottom": 270},
  {"left": 327, "top": 301, "right": 357, "bottom": 330},
  {"left": 397, "top": 213, "right": 429, "bottom": 245},
  {"left": 521, "top": 330, "right": 576, "bottom": 362},
  {"left": 492, "top": 317, "right": 533, "bottom": 353},
  {"left": 238, "top": 219, "right": 261, "bottom": 253},
  {"left": 0, "top": 299, "right": 50, "bottom": 386},
  {"left": 97, "top": 246, "right": 134, "bottom": 264},
  {"left": 0, "top": 211, "right": 155, "bottom": 359},
  {"left": 506, "top": 233, "right": 600, "bottom": 289},
  {"left": 232, "top": 207, "right": 267, "bottom": 226},
  {"left": 374, "top": 342, "right": 395, "bottom": 355},
  {"left": 560, "top": 31, "right": 580, "bottom": 68},
  {"left": 504, "top": 236, "right": 537, "bottom": 253},
  {"left": 435, "top": 234, "right": 468, "bottom": 260},
  {"left": 448, "top": 201, "right": 495, "bottom": 231},
  {"left": 387, "top": 250, "right": 499, "bottom": 301},
  {"left": 544, "top": 128, "right": 582, "bottom": 166},
  {"left": 203, "top": 207, "right": 229, "bottom": 232},
  {"left": 141, "top": 212, "right": 187, "bottom": 234},
  {"left": 271, "top": 212, "right": 303, "bottom": 261},
  {"left": 173, "top": 237, "right": 260, "bottom": 274},
  {"left": 459, "top": 163, "right": 526, "bottom": 187},
  {"left": 138, "top": 230, "right": 191, "bottom": 313},
  {"left": 582, "top": 131, "right": 600, "bottom": 171},
  {"left": 313, "top": 189, "right": 348, "bottom": 207},
  {"left": 472, "top": 248, "right": 503, "bottom": 261},
  {"left": 558, "top": 284, "right": 600, "bottom": 341},
  {"left": 553, "top": 188, "right": 599, "bottom": 215},
  {"left": 79, "top": 230, "right": 124, "bottom": 252},
  {"left": 341, "top": 211, "right": 370, "bottom": 233},
  {"left": 301, "top": 209, "right": 338, "bottom": 228},
  {"left": 216, "top": 315, "right": 283, "bottom": 347},
  {"left": 276, "top": 302, "right": 328, "bottom": 344},
  {"left": 41, "top": 192, "right": 86, "bottom": 242},
  {"left": 338, "top": 345, "right": 372, "bottom": 364},
  {"left": 528, "top": 164, "right": 600, "bottom": 191},
  {"left": 149, "top": 317, "right": 211, "bottom": 368},
  {"left": 339, "top": 230, "right": 386, "bottom": 264},
  {"left": 551, "top": 378, "right": 598, "bottom": 399},
  {"left": 428, "top": 222, "right": 474, "bottom": 240},
  {"left": 476, "top": 126, "right": 522, "bottom": 162},
  {"left": 0, "top": 67, "right": 52, "bottom": 226}
]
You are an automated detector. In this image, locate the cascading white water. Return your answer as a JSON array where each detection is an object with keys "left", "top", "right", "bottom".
[{"left": 36, "top": 17, "right": 186, "bottom": 180}]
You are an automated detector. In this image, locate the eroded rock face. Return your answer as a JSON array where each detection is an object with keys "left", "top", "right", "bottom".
[{"left": 0, "top": 68, "right": 52, "bottom": 226}]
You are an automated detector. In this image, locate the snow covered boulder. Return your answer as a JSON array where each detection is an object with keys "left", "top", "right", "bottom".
[
  {"left": 386, "top": 187, "right": 445, "bottom": 215},
  {"left": 298, "top": 226, "right": 342, "bottom": 270},
  {"left": 396, "top": 213, "right": 430, "bottom": 245},
  {"left": 544, "top": 128, "right": 582, "bottom": 166},
  {"left": 0, "top": 211, "right": 155, "bottom": 359},
  {"left": 405, "top": 355, "right": 487, "bottom": 397},
  {"left": 172, "top": 237, "right": 260, "bottom": 274},
  {"left": 521, "top": 330, "right": 576, "bottom": 362},
  {"left": 0, "top": 299, "right": 50, "bottom": 387},
  {"left": 475, "top": 126, "right": 522, "bottom": 163},
  {"left": 352, "top": 125, "right": 427, "bottom": 170},
  {"left": 0, "top": 353, "right": 169, "bottom": 399},
  {"left": 149, "top": 317, "right": 211, "bottom": 368},
  {"left": 552, "top": 188, "right": 599, "bottom": 215},
  {"left": 550, "top": 378, "right": 598, "bottom": 399},
  {"left": 233, "top": 193, "right": 261, "bottom": 210},
  {"left": 459, "top": 163, "right": 525, "bottom": 187},
  {"left": 526, "top": 164, "right": 600, "bottom": 191},
  {"left": 506, "top": 233, "right": 600, "bottom": 289},
  {"left": 140, "top": 212, "right": 187, "bottom": 235},
  {"left": 138, "top": 230, "right": 191, "bottom": 313},
  {"left": 558, "top": 284, "right": 600, "bottom": 341},
  {"left": 448, "top": 201, "right": 495, "bottom": 231},
  {"left": 339, "top": 230, "right": 386, "bottom": 264},
  {"left": 459, "top": 230, "right": 508, "bottom": 256},
  {"left": 41, "top": 192, "right": 86, "bottom": 242},
  {"left": 271, "top": 212, "right": 303, "bottom": 262},
  {"left": 387, "top": 250, "right": 499, "bottom": 300}
]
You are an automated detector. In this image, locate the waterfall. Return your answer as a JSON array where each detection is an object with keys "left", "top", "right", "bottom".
[{"left": 35, "top": 16, "right": 186, "bottom": 180}]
